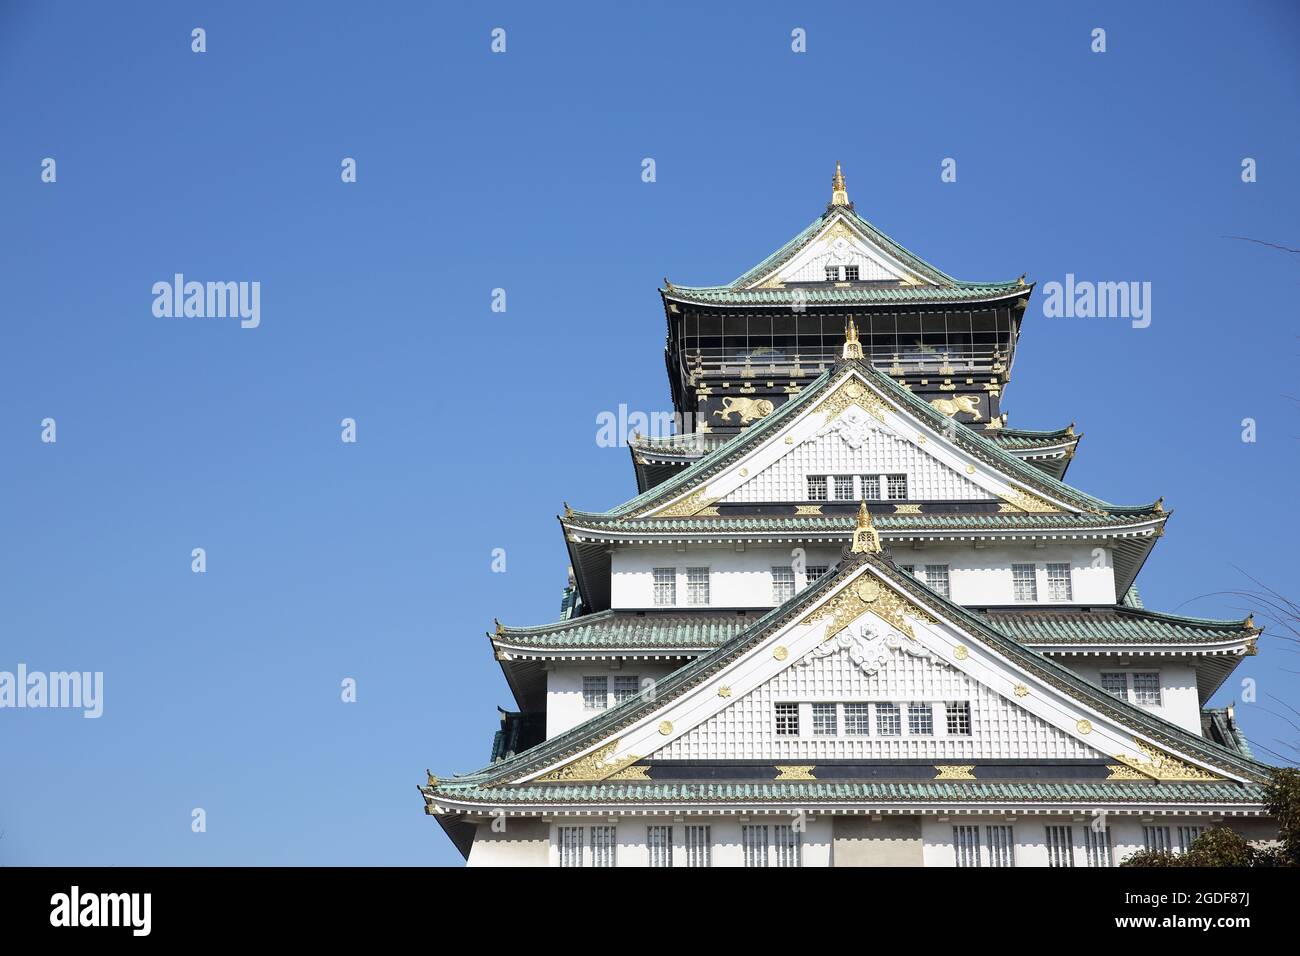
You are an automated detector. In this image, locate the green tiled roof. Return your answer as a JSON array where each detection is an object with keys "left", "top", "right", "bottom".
[
  {"left": 986, "top": 427, "right": 1078, "bottom": 450},
  {"left": 429, "top": 779, "right": 1266, "bottom": 806},
  {"left": 982, "top": 607, "right": 1259, "bottom": 646},
  {"left": 565, "top": 511, "right": 1162, "bottom": 535},
  {"left": 579, "top": 362, "right": 1160, "bottom": 524},
  {"left": 495, "top": 605, "right": 1254, "bottom": 652},
  {"left": 664, "top": 284, "right": 1025, "bottom": 306}
]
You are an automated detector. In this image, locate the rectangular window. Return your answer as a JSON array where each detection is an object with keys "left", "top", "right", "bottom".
[
  {"left": 1045, "top": 826, "right": 1074, "bottom": 867},
  {"left": 647, "top": 826, "right": 672, "bottom": 867},
  {"left": 1133, "top": 672, "right": 1161, "bottom": 706},
  {"left": 1143, "top": 826, "right": 1171, "bottom": 853},
  {"left": 684, "top": 825, "right": 711, "bottom": 867},
  {"left": 652, "top": 567, "right": 676, "bottom": 606},
  {"left": 908, "top": 702, "right": 934, "bottom": 736},
  {"left": 924, "top": 564, "right": 951, "bottom": 598},
  {"left": 807, "top": 475, "right": 828, "bottom": 501},
  {"left": 843, "top": 265, "right": 860, "bottom": 282},
  {"left": 886, "top": 474, "right": 908, "bottom": 500},
  {"left": 1100, "top": 672, "right": 1128, "bottom": 700},
  {"left": 686, "top": 567, "right": 710, "bottom": 606},
  {"left": 774, "top": 825, "right": 802, "bottom": 867},
  {"left": 775, "top": 703, "right": 800, "bottom": 736},
  {"left": 1012, "top": 563, "right": 1038, "bottom": 602},
  {"left": 1084, "top": 826, "right": 1113, "bottom": 867},
  {"left": 812, "top": 702, "right": 838, "bottom": 736},
  {"left": 742, "top": 825, "right": 769, "bottom": 867},
  {"left": 613, "top": 675, "right": 641, "bottom": 705},
  {"left": 953, "top": 825, "right": 981, "bottom": 867},
  {"left": 986, "top": 826, "right": 1015, "bottom": 867},
  {"left": 946, "top": 701, "right": 972, "bottom": 736},
  {"left": 876, "top": 702, "right": 901, "bottom": 736},
  {"left": 805, "top": 565, "right": 829, "bottom": 583},
  {"left": 558, "top": 826, "right": 584, "bottom": 867},
  {"left": 590, "top": 825, "right": 617, "bottom": 867},
  {"left": 833, "top": 475, "right": 855, "bottom": 500},
  {"left": 859, "top": 474, "right": 881, "bottom": 500},
  {"left": 844, "top": 703, "right": 870, "bottom": 735},
  {"left": 898, "top": 564, "right": 915, "bottom": 576},
  {"left": 1177, "top": 826, "right": 1206, "bottom": 854},
  {"left": 1046, "top": 562, "right": 1073, "bottom": 601},
  {"left": 771, "top": 566, "right": 795, "bottom": 603},
  {"left": 582, "top": 676, "right": 608, "bottom": 711},
  {"left": 824, "top": 266, "right": 840, "bottom": 282}
]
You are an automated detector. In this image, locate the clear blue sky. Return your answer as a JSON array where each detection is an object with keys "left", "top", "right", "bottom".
[{"left": 1, "top": 2, "right": 1297, "bottom": 865}]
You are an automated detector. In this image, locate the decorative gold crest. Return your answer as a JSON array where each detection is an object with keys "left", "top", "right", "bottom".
[
  {"left": 774, "top": 765, "right": 816, "bottom": 780},
  {"left": 535, "top": 740, "right": 641, "bottom": 782},
  {"left": 953, "top": 645, "right": 969, "bottom": 660},
  {"left": 802, "top": 571, "right": 934, "bottom": 642},
  {"left": 658, "top": 720, "right": 673, "bottom": 735},
  {"left": 1111, "top": 740, "right": 1221, "bottom": 781},
  {"left": 773, "top": 646, "right": 789, "bottom": 661},
  {"left": 1076, "top": 719, "right": 1093, "bottom": 735},
  {"left": 934, "top": 765, "right": 976, "bottom": 780}
]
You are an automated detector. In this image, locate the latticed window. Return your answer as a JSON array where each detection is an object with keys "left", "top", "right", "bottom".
[
  {"left": 653, "top": 567, "right": 676, "bottom": 606},
  {"left": 807, "top": 475, "right": 828, "bottom": 501},
  {"left": 771, "top": 566, "right": 795, "bottom": 603},
  {"left": 1046, "top": 562, "right": 1072, "bottom": 601},
  {"left": 647, "top": 826, "right": 672, "bottom": 867},
  {"left": 558, "top": 826, "right": 583, "bottom": 867},
  {"left": 924, "top": 564, "right": 950, "bottom": 598},
  {"left": 1012, "top": 563, "right": 1037, "bottom": 601},
  {"left": 774, "top": 825, "right": 802, "bottom": 867},
  {"left": 824, "top": 266, "right": 840, "bottom": 282},
  {"left": 613, "top": 675, "right": 641, "bottom": 705},
  {"left": 775, "top": 703, "right": 799, "bottom": 736},
  {"left": 1178, "top": 826, "right": 1206, "bottom": 854},
  {"left": 844, "top": 703, "right": 870, "bottom": 735},
  {"left": 1045, "top": 826, "right": 1074, "bottom": 867},
  {"left": 843, "top": 265, "right": 860, "bottom": 281},
  {"left": 1084, "top": 825, "right": 1113, "bottom": 867},
  {"left": 886, "top": 474, "right": 908, "bottom": 500},
  {"left": 833, "top": 475, "right": 855, "bottom": 500},
  {"left": 859, "top": 474, "right": 881, "bottom": 500},
  {"left": 1101, "top": 672, "right": 1128, "bottom": 700},
  {"left": 812, "top": 702, "right": 837, "bottom": 736},
  {"left": 804, "top": 565, "right": 829, "bottom": 584},
  {"left": 898, "top": 564, "right": 915, "bottom": 576},
  {"left": 953, "top": 825, "right": 981, "bottom": 867},
  {"left": 582, "top": 676, "right": 608, "bottom": 710},
  {"left": 686, "top": 567, "right": 710, "bottom": 605},
  {"left": 742, "top": 825, "right": 769, "bottom": 867},
  {"left": 987, "top": 826, "right": 1015, "bottom": 867},
  {"left": 946, "top": 700, "right": 972, "bottom": 735},
  {"left": 590, "top": 826, "right": 617, "bottom": 867},
  {"left": 1143, "top": 826, "right": 1171, "bottom": 853},
  {"left": 685, "top": 825, "right": 711, "bottom": 867},
  {"left": 876, "top": 702, "right": 901, "bottom": 736},
  {"left": 908, "top": 702, "right": 933, "bottom": 735},
  {"left": 1133, "top": 672, "right": 1161, "bottom": 706}
]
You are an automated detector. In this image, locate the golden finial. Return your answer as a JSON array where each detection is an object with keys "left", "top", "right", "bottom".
[
  {"left": 563, "top": 501, "right": 574, "bottom": 518},
  {"left": 850, "top": 500, "right": 882, "bottom": 554},
  {"left": 1245, "top": 613, "right": 1255, "bottom": 629},
  {"left": 494, "top": 618, "right": 504, "bottom": 636},
  {"left": 841, "top": 315, "right": 864, "bottom": 360},
  {"left": 1154, "top": 496, "right": 1164, "bottom": 513},
  {"left": 1017, "top": 273, "right": 1027, "bottom": 287},
  {"left": 426, "top": 769, "right": 438, "bottom": 787},
  {"left": 830, "top": 161, "right": 850, "bottom": 206},
  {"left": 663, "top": 276, "right": 674, "bottom": 291}
]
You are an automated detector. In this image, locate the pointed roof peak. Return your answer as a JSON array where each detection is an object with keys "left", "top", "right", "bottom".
[
  {"left": 850, "top": 499, "right": 882, "bottom": 554},
  {"left": 830, "top": 161, "right": 851, "bottom": 207}
]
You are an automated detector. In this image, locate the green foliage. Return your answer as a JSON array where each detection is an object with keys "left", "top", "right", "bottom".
[{"left": 1264, "top": 767, "right": 1300, "bottom": 866}]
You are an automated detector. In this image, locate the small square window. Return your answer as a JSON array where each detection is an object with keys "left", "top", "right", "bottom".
[
  {"left": 844, "top": 703, "right": 870, "bottom": 735},
  {"left": 804, "top": 565, "right": 829, "bottom": 584},
  {"left": 807, "top": 475, "right": 828, "bottom": 501},
  {"left": 812, "top": 703, "right": 838, "bottom": 736},
  {"left": 886, "top": 474, "right": 908, "bottom": 500},
  {"left": 1012, "top": 564, "right": 1038, "bottom": 602},
  {"left": 833, "top": 475, "right": 855, "bottom": 500},
  {"left": 908, "top": 702, "right": 934, "bottom": 735},
  {"left": 898, "top": 564, "right": 915, "bottom": 576},
  {"left": 876, "top": 702, "right": 901, "bottom": 736},
  {"left": 613, "top": 675, "right": 641, "bottom": 704},
  {"left": 946, "top": 700, "right": 972, "bottom": 735},
  {"left": 582, "top": 676, "right": 608, "bottom": 711},
  {"left": 824, "top": 266, "right": 840, "bottom": 282},
  {"left": 772, "top": 566, "right": 795, "bottom": 603},
  {"left": 860, "top": 475, "right": 882, "bottom": 500},
  {"left": 775, "top": 703, "right": 800, "bottom": 736},
  {"left": 1046, "top": 563, "right": 1072, "bottom": 601},
  {"left": 1132, "top": 672, "right": 1161, "bottom": 706},
  {"left": 843, "top": 265, "right": 860, "bottom": 281},
  {"left": 1100, "top": 672, "right": 1128, "bottom": 700},
  {"left": 653, "top": 567, "right": 676, "bottom": 606}
]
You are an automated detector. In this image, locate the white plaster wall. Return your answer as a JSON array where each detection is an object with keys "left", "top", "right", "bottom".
[
  {"left": 610, "top": 543, "right": 1116, "bottom": 608},
  {"left": 546, "top": 661, "right": 682, "bottom": 738},
  {"left": 1059, "top": 659, "right": 1202, "bottom": 734}
]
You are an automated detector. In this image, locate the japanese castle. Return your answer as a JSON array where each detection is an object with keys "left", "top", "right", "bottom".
[{"left": 422, "top": 165, "right": 1273, "bottom": 867}]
